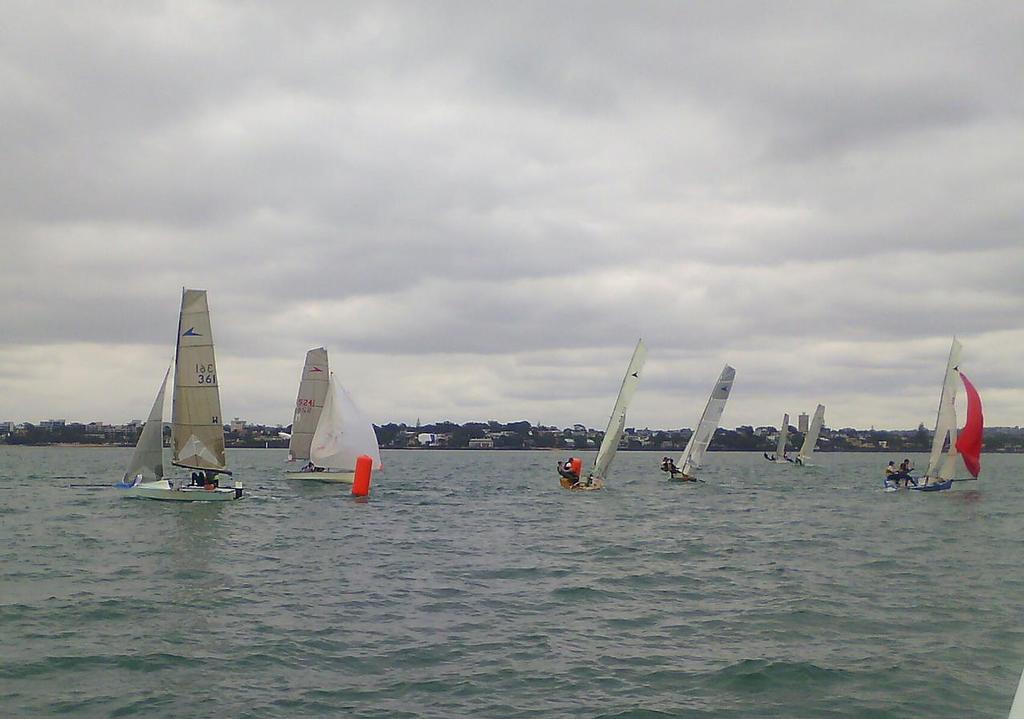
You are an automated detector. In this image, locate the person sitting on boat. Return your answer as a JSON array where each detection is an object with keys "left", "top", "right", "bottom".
[
  {"left": 896, "top": 459, "right": 916, "bottom": 487},
  {"left": 763, "top": 452, "right": 776, "bottom": 462},
  {"left": 190, "top": 471, "right": 201, "bottom": 486},
  {"left": 557, "top": 458, "right": 579, "bottom": 483},
  {"left": 302, "top": 461, "right": 315, "bottom": 472},
  {"left": 660, "top": 457, "right": 677, "bottom": 474},
  {"left": 884, "top": 461, "right": 898, "bottom": 488}
]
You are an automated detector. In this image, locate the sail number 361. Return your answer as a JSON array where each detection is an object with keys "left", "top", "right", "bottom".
[{"left": 195, "top": 363, "right": 216, "bottom": 384}]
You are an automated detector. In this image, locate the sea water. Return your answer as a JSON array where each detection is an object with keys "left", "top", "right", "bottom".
[{"left": 1, "top": 447, "right": 1022, "bottom": 718}]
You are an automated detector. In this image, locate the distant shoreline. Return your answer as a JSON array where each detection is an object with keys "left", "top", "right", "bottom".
[{"left": 4, "top": 444, "right": 1022, "bottom": 454}]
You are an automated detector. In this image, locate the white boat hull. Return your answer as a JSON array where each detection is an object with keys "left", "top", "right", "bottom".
[
  {"left": 284, "top": 470, "right": 355, "bottom": 484},
  {"left": 120, "top": 480, "right": 242, "bottom": 501}
]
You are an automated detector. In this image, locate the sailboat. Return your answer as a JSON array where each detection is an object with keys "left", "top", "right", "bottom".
[
  {"left": 284, "top": 347, "right": 382, "bottom": 483},
  {"left": 119, "top": 289, "right": 242, "bottom": 501},
  {"left": 558, "top": 339, "right": 647, "bottom": 491},
  {"left": 906, "top": 337, "right": 983, "bottom": 492},
  {"left": 1008, "top": 662, "right": 1024, "bottom": 718},
  {"left": 794, "top": 404, "right": 825, "bottom": 466},
  {"left": 763, "top": 413, "right": 793, "bottom": 463},
  {"left": 663, "top": 365, "right": 735, "bottom": 481}
]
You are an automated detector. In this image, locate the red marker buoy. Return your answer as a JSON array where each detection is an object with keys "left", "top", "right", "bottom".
[{"left": 352, "top": 455, "right": 373, "bottom": 497}]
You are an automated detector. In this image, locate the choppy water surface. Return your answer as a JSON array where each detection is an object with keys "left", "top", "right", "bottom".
[{"left": 2, "top": 447, "right": 1023, "bottom": 718}]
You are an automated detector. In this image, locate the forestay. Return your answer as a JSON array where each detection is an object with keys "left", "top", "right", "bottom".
[
  {"left": 122, "top": 366, "right": 170, "bottom": 483},
  {"left": 679, "top": 365, "right": 736, "bottom": 476},
  {"left": 591, "top": 339, "right": 647, "bottom": 481},
  {"left": 797, "top": 404, "right": 825, "bottom": 462},
  {"left": 171, "top": 289, "right": 228, "bottom": 473},
  {"left": 309, "top": 375, "right": 383, "bottom": 471},
  {"left": 288, "top": 347, "right": 330, "bottom": 462},
  {"left": 925, "top": 338, "right": 962, "bottom": 480}
]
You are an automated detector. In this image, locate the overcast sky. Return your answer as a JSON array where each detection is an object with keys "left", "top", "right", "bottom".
[{"left": 1, "top": 1, "right": 1021, "bottom": 431}]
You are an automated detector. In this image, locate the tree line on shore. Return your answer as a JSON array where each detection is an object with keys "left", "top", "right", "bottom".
[{"left": 7, "top": 419, "right": 1022, "bottom": 453}]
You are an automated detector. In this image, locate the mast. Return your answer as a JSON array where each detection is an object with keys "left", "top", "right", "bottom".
[
  {"left": 171, "top": 289, "right": 229, "bottom": 474},
  {"left": 679, "top": 365, "right": 736, "bottom": 475},
  {"left": 122, "top": 366, "right": 170, "bottom": 482},
  {"left": 776, "top": 413, "right": 790, "bottom": 458},
  {"left": 591, "top": 339, "right": 647, "bottom": 481},
  {"left": 926, "top": 338, "right": 962, "bottom": 480},
  {"left": 288, "top": 347, "right": 330, "bottom": 462},
  {"left": 797, "top": 404, "right": 825, "bottom": 462}
]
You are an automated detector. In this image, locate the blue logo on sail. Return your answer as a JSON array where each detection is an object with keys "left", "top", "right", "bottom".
[{"left": 183, "top": 327, "right": 201, "bottom": 336}]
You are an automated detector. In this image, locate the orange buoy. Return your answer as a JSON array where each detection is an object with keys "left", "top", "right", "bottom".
[
  {"left": 352, "top": 455, "right": 373, "bottom": 497},
  {"left": 570, "top": 457, "right": 583, "bottom": 478}
]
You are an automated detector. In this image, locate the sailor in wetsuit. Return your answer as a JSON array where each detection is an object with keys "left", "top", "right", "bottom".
[{"left": 898, "top": 459, "right": 915, "bottom": 487}]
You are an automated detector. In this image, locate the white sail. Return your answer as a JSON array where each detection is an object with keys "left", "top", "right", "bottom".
[
  {"left": 776, "top": 413, "right": 790, "bottom": 458},
  {"left": 797, "top": 404, "right": 825, "bottom": 463},
  {"left": 122, "top": 366, "right": 170, "bottom": 483},
  {"left": 288, "top": 347, "right": 330, "bottom": 462},
  {"left": 1009, "top": 664, "right": 1024, "bottom": 719},
  {"left": 925, "top": 338, "right": 962, "bottom": 480},
  {"left": 309, "top": 374, "right": 383, "bottom": 471},
  {"left": 679, "top": 365, "right": 736, "bottom": 476},
  {"left": 591, "top": 339, "right": 647, "bottom": 481},
  {"left": 171, "top": 289, "right": 228, "bottom": 473}
]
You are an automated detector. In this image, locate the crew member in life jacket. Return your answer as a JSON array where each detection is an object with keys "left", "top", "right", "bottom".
[
  {"left": 884, "top": 460, "right": 899, "bottom": 489},
  {"left": 660, "top": 456, "right": 679, "bottom": 476},
  {"left": 557, "top": 458, "right": 580, "bottom": 484},
  {"left": 661, "top": 456, "right": 696, "bottom": 481}
]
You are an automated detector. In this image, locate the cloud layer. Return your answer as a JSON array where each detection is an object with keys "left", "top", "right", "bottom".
[{"left": 1, "top": 2, "right": 1022, "bottom": 429}]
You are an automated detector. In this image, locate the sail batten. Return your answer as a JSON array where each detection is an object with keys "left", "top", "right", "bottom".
[
  {"left": 797, "top": 404, "right": 825, "bottom": 462},
  {"left": 288, "top": 348, "right": 329, "bottom": 462},
  {"left": 679, "top": 365, "right": 735, "bottom": 476},
  {"left": 122, "top": 366, "right": 170, "bottom": 483},
  {"left": 171, "top": 289, "right": 228, "bottom": 473},
  {"left": 591, "top": 339, "right": 647, "bottom": 481}
]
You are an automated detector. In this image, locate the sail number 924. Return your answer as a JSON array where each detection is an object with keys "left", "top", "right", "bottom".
[{"left": 195, "top": 363, "right": 217, "bottom": 384}]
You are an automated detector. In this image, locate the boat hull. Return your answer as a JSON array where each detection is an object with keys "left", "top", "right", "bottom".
[
  {"left": 120, "top": 481, "right": 242, "bottom": 501},
  {"left": 559, "top": 477, "right": 604, "bottom": 491},
  {"left": 909, "top": 479, "right": 954, "bottom": 492},
  {"left": 667, "top": 474, "right": 698, "bottom": 483},
  {"left": 284, "top": 470, "right": 355, "bottom": 484}
]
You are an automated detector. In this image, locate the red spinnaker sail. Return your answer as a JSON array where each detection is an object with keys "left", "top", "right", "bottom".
[{"left": 955, "top": 371, "right": 983, "bottom": 478}]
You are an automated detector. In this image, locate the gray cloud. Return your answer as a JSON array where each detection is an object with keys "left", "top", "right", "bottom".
[{"left": 1, "top": 1, "right": 1022, "bottom": 430}]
